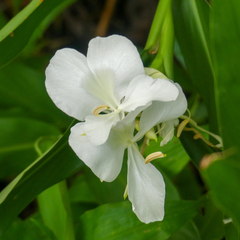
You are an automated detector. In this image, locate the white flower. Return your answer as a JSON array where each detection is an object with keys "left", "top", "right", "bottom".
[
  {"left": 68, "top": 83, "right": 187, "bottom": 224},
  {"left": 45, "top": 34, "right": 188, "bottom": 224},
  {"left": 45, "top": 35, "right": 179, "bottom": 145}
]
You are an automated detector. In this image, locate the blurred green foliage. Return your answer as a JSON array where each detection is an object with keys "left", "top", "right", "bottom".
[{"left": 0, "top": 0, "right": 239, "bottom": 239}]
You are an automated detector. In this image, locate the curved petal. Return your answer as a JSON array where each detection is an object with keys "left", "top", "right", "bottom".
[
  {"left": 133, "top": 84, "right": 187, "bottom": 141},
  {"left": 45, "top": 48, "right": 104, "bottom": 120},
  {"left": 87, "top": 35, "right": 145, "bottom": 101},
  {"left": 119, "top": 75, "right": 179, "bottom": 112},
  {"left": 69, "top": 122, "right": 128, "bottom": 182},
  {"left": 84, "top": 113, "right": 118, "bottom": 145},
  {"left": 127, "top": 144, "right": 165, "bottom": 223}
]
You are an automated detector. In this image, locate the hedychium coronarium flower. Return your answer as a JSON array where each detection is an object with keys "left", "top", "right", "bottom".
[
  {"left": 45, "top": 35, "right": 188, "bottom": 224},
  {"left": 45, "top": 35, "right": 179, "bottom": 146},
  {"left": 68, "top": 80, "right": 187, "bottom": 224}
]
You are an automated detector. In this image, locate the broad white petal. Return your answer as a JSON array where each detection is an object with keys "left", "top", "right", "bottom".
[
  {"left": 81, "top": 68, "right": 119, "bottom": 109},
  {"left": 127, "top": 144, "right": 165, "bottom": 223},
  {"left": 134, "top": 84, "right": 187, "bottom": 141},
  {"left": 45, "top": 48, "right": 103, "bottom": 120},
  {"left": 160, "top": 119, "right": 179, "bottom": 146},
  {"left": 119, "top": 75, "right": 179, "bottom": 112},
  {"left": 87, "top": 35, "right": 145, "bottom": 101},
  {"left": 84, "top": 113, "right": 118, "bottom": 145},
  {"left": 69, "top": 122, "right": 129, "bottom": 182}
]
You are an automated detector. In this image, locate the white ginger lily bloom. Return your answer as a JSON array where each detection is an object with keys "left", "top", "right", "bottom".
[
  {"left": 45, "top": 35, "right": 179, "bottom": 145},
  {"left": 68, "top": 83, "right": 187, "bottom": 224}
]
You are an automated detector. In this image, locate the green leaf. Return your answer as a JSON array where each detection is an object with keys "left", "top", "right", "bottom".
[
  {"left": 68, "top": 175, "right": 98, "bottom": 203},
  {"left": 172, "top": 0, "right": 218, "bottom": 134},
  {"left": 38, "top": 181, "right": 75, "bottom": 240},
  {"left": 168, "top": 221, "right": 201, "bottom": 240},
  {"left": 0, "top": 0, "right": 43, "bottom": 42},
  {"left": 0, "top": 121, "right": 83, "bottom": 235},
  {"left": 203, "top": 157, "right": 240, "bottom": 228},
  {"left": 179, "top": 130, "right": 214, "bottom": 168},
  {"left": 210, "top": 0, "right": 240, "bottom": 150},
  {"left": 0, "top": 217, "right": 57, "bottom": 240},
  {"left": 224, "top": 221, "right": 240, "bottom": 240},
  {"left": 202, "top": 0, "right": 240, "bottom": 230},
  {"left": 0, "top": 61, "right": 71, "bottom": 129},
  {"left": 0, "top": 117, "right": 61, "bottom": 179},
  {"left": 77, "top": 200, "right": 200, "bottom": 240},
  {"left": 173, "top": 165, "right": 202, "bottom": 201},
  {"left": 194, "top": 195, "right": 224, "bottom": 240},
  {"left": 0, "top": 0, "right": 75, "bottom": 68}
]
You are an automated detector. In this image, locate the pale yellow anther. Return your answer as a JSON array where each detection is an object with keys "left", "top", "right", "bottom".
[
  {"left": 93, "top": 104, "right": 109, "bottom": 116},
  {"left": 145, "top": 151, "right": 166, "bottom": 164}
]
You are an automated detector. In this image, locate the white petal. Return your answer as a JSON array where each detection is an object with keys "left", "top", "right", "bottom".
[
  {"left": 83, "top": 113, "right": 118, "bottom": 145},
  {"left": 81, "top": 68, "right": 119, "bottom": 109},
  {"left": 69, "top": 122, "right": 129, "bottom": 182},
  {"left": 45, "top": 48, "right": 103, "bottom": 120},
  {"left": 119, "top": 75, "right": 179, "bottom": 112},
  {"left": 127, "top": 144, "right": 165, "bottom": 223},
  {"left": 160, "top": 119, "right": 179, "bottom": 146},
  {"left": 134, "top": 83, "right": 187, "bottom": 141},
  {"left": 87, "top": 35, "right": 145, "bottom": 101}
]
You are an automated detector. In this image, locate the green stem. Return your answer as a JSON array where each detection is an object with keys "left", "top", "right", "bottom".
[{"left": 37, "top": 181, "right": 76, "bottom": 240}]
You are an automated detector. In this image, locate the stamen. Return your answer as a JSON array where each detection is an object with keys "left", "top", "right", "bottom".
[
  {"left": 177, "top": 119, "right": 189, "bottom": 137},
  {"left": 184, "top": 127, "right": 215, "bottom": 148},
  {"left": 93, "top": 104, "right": 109, "bottom": 116},
  {"left": 145, "top": 151, "right": 166, "bottom": 164}
]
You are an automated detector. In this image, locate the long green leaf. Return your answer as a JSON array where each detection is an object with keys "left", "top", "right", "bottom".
[
  {"left": 0, "top": 121, "right": 82, "bottom": 235},
  {"left": 172, "top": 0, "right": 218, "bottom": 135},
  {"left": 202, "top": 0, "right": 240, "bottom": 230},
  {"left": 0, "top": 0, "right": 43, "bottom": 42},
  {"left": 0, "top": 0, "right": 75, "bottom": 68}
]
